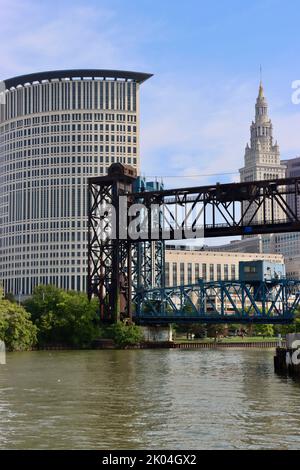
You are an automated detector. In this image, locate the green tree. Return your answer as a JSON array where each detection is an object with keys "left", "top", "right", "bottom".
[
  {"left": 207, "top": 323, "right": 227, "bottom": 341},
  {"left": 0, "top": 290, "right": 37, "bottom": 351},
  {"left": 4, "top": 292, "right": 16, "bottom": 303},
  {"left": 24, "top": 285, "right": 62, "bottom": 323},
  {"left": 177, "top": 323, "right": 207, "bottom": 339},
  {"left": 108, "top": 322, "right": 143, "bottom": 348},
  {"left": 25, "top": 285, "right": 100, "bottom": 347},
  {"left": 253, "top": 323, "right": 274, "bottom": 337},
  {"left": 55, "top": 290, "right": 101, "bottom": 346},
  {"left": 273, "top": 309, "right": 300, "bottom": 336}
]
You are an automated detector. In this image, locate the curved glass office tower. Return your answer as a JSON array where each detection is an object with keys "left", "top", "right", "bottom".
[{"left": 0, "top": 69, "right": 152, "bottom": 296}]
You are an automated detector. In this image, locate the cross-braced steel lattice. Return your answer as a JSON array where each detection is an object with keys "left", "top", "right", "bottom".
[
  {"left": 129, "top": 177, "right": 300, "bottom": 239},
  {"left": 88, "top": 164, "right": 300, "bottom": 324},
  {"left": 133, "top": 279, "right": 300, "bottom": 324},
  {"left": 87, "top": 164, "right": 137, "bottom": 322}
]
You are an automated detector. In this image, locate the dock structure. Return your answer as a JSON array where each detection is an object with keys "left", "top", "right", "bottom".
[{"left": 274, "top": 334, "right": 300, "bottom": 376}]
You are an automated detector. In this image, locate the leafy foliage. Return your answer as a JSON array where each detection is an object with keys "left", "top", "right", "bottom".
[
  {"left": 107, "top": 322, "right": 143, "bottom": 348},
  {"left": 207, "top": 323, "right": 227, "bottom": 339},
  {"left": 273, "top": 309, "right": 300, "bottom": 336},
  {"left": 24, "top": 285, "right": 100, "bottom": 347},
  {"left": 0, "top": 289, "right": 37, "bottom": 351},
  {"left": 252, "top": 323, "right": 274, "bottom": 337},
  {"left": 3, "top": 292, "right": 16, "bottom": 303}
]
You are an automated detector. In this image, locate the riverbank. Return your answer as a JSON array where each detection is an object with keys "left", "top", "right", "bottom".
[
  {"left": 175, "top": 336, "right": 282, "bottom": 343},
  {"left": 174, "top": 340, "right": 283, "bottom": 349},
  {"left": 7, "top": 337, "right": 283, "bottom": 351},
  {"left": 92, "top": 337, "right": 284, "bottom": 350}
]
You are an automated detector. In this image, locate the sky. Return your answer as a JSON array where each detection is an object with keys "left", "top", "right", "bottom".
[
  {"left": 1, "top": 0, "right": 300, "bottom": 247},
  {"left": 1, "top": 0, "right": 300, "bottom": 186}
]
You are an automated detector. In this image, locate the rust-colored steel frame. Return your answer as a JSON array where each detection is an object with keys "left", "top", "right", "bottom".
[{"left": 88, "top": 167, "right": 300, "bottom": 323}]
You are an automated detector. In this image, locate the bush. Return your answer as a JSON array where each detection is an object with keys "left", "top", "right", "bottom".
[
  {"left": 252, "top": 324, "right": 274, "bottom": 337},
  {"left": 273, "top": 309, "right": 300, "bottom": 336},
  {"left": 108, "top": 322, "right": 143, "bottom": 348},
  {"left": 0, "top": 297, "right": 37, "bottom": 351},
  {"left": 24, "top": 285, "right": 101, "bottom": 347}
]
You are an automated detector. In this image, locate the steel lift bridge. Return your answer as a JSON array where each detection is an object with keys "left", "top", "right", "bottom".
[{"left": 87, "top": 164, "right": 300, "bottom": 325}]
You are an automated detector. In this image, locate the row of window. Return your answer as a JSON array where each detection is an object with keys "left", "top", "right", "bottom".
[
  {"left": 1, "top": 123, "right": 137, "bottom": 141},
  {"left": 1, "top": 157, "right": 136, "bottom": 183},
  {"left": 2, "top": 144, "right": 137, "bottom": 157},
  {"left": 1, "top": 154, "right": 136, "bottom": 170},
  {"left": 1, "top": 80, "right": 137, "bottom": 122},
  {"left": 2, "top": 274, "right": 88, "bottom": 295},
  {"left": 3, "top": 134, "right": 137, "bottom": 145},
  {"left": 165, "top": 262, "right": 237, "bottom": 286},
  {"left": 252, "top": 126, "right": 271, "bottom": 137}
]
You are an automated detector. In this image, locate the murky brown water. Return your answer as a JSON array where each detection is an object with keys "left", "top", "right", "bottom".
[{"left": 0, "top": 349, "right": 300, "bottom": 449}]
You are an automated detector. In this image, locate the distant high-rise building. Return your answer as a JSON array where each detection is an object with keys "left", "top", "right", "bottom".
[
  {"left": 282, "top": 156, "right": 300, "bottom": 216},
  {"left": 0, "top": 69, "right": 152, "bottom": 296},
  {"left": 212, "top": 82, "right": 300, "bottom": 279},
  {"left": 239, "top": 82, "right": 286, "bottom": 224}
]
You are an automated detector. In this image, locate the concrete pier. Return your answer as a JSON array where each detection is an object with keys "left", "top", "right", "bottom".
[
  {"left": 141, "top": 325, "right": 173, "bottom": 343},
  {"left": 0, "top": 340, "right": 6, "bottom": 365},
  {"left": 274, "top": 333, "right": 300, "bottom": 375}
]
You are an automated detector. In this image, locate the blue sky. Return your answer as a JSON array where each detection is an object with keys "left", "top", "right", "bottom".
[{"left": 1, "top": 0, "right": 300, "bottom": 190}]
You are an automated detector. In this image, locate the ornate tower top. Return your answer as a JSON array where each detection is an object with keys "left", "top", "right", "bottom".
[
  {"left": 239, "top": 79, "right": 286, "bottom": 226},
  {"left": 249, "top": 81, "right": 275, "bottom": 151},
  {"left": 255, "top": 81, "right": 269, "bottom": 123},
  {"left": 258, "top": 81, "right": 264, "bottom": 99}
]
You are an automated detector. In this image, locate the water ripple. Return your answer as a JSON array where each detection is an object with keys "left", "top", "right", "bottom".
[{"left": 1, "top": 349, "right": 300, "bottom": 449}]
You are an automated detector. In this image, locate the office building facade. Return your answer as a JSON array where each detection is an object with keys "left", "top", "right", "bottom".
[
  {"left": 0, "top": 69, "right": 151, "bottom": 296},
  {"left": 165, "top": 247, "right": 283, "bottom": 286},
  {"left": 282, "top": 155, "right": 300, "bottom": 215},
  {"left": 207, "top": 234, "right": 300, "bottom": 279}
]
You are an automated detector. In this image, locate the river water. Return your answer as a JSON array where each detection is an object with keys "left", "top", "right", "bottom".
[{"left": 0, "top": 349, "right": 300, "bottom": 449}]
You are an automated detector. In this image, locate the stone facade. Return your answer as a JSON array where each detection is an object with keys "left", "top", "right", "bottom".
[
  {"left": 165, "top": 248, "right": 283, "bottom": 286},
  {"left": 239, "top": 82, "right": 286, "bottom": 224}
]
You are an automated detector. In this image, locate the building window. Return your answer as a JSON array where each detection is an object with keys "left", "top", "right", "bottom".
[
  {"left": 209, "top": 264, "right": 214, "bottom": 281},
  {"left": 180, "top": 263, "right": 185, "bottom": 285},
  {"left": 202, "top": 263, "right": 207, "bottom": 281},
  {"left": 217, "top": 264, "right": 221, "bottom": 280},
  {"left": 231, "top": 264, "right": 236, "bottom": 280},
  {"left": 244, "top": 266, "right": 256, "bottom": 273},
  {"left": 224, "top": 264, "right": 229, "bottom": 280},
  {"left": 195, "top": 263, "right": 200, "bottom": 281},
  {"left": 172, "top": 263, "right": 177, "bottom": 287},
  {"left": 187, "top": 263, "right": 192, "bottom": 284},
  {"left": 165, "top": 262, "right": 170, "bottom": 287}
]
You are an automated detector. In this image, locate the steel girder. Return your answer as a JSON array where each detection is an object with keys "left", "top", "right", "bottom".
[
  {"left": 128, "top": 176, "right": 300, "bottom": 240},
  {"left": 88, "top": 164, "right": 165, "bottom": 322},
  {"left": 131, "top": 241, "right": 165, "bottom": 295},
  {"left": 87, "top": 165, "right": 136, "bottom": 323},
  {"left": 133, "top": 279, "right": 300, "bottom": 324},
  {"left": 88, "top": 164, "right": 300, "bottom": 325}
]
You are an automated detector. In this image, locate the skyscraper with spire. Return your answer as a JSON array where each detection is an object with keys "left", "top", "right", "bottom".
[{"left": 239, "top": 81, "right": 286, "bottom": 224}]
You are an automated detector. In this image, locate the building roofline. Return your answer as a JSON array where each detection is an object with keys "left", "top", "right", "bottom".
[{"left": 3, "top": 69, "right": 153, "bottom": 89}]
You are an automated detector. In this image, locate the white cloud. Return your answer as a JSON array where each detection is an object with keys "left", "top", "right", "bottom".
[
  {"left": 1, "top": 0, "right": 300, "bottom": 185},
  {"left": 0, "top": 0, "right": 157, "bottom": 77},
  {"left": 140, "top": 77, "right": 255, "bottom": 186},
  {"left": 274, "top": 111, "right": 300, "bottom": 158}
]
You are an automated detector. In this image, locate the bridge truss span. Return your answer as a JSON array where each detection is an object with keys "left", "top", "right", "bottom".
[
  {"left": 129, "top": 176, "right": 300, "bottom": 240},
  {"left": 88, "top": 164, "right": 300, "bottom": 323},
  {"left": 133, "top": 279, "right": 300, "bottom": 325}
]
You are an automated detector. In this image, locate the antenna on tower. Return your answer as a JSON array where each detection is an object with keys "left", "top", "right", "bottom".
[{"left": 260, "top": 64, "right": 262, "bottom": 84}]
